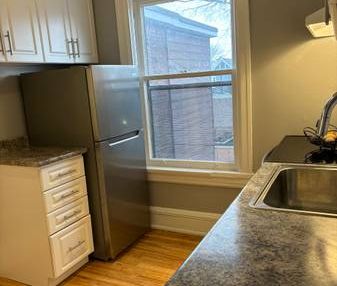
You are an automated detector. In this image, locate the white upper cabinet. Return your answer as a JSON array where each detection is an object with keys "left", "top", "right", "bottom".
[
  {"left": 37, "top": 0, "right": 73, "bottom": 63},
  {"left": 0, "top": 0, "right": 98, "bottom": 64},
  {"left": 67, "top": 0, "right": 98, "bottom": 63},
  {"left": 0, "top": 0, "right": 44, "bottom": 63}
]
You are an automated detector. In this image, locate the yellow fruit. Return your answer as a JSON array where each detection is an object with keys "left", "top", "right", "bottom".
[
  {"left": 324, "top": 130, "right": 337, "bottom": 142},
  {"left": 324, "top": 135, "right": 336, "bottom": 142},
  {"left": 327, "top": 130, "right": 337, "bottom": 137}
]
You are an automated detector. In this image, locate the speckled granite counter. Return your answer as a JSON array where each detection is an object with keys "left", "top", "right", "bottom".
[
  {"left": 167, "top": 163, "right": 337, "bottom": 286},
  {"left": 0, "top": 139, "right": 86, "bottom": 167}
]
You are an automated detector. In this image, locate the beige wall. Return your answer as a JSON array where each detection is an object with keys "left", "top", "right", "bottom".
[
  {"left": 0, "top": 67, "right": 26, "bottom": 140},
  {"left": 0, "top": 65, "right": 62, "bottom": 141},
  {"left": 0, "top": 66, "right": 40, "bottom": 140},
  {"left": 92, "top": 0, "right": 121, "bottom": 64},
  {"left": 250, "top": 0, "right": 337, "bottom": 170},
  {"left": 149, "top": 182, "right": 240, "bottom": 213}
]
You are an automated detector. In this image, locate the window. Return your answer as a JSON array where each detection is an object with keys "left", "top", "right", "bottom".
[{"left": 117, "top": 0, "right": 252, "bottom": 173}]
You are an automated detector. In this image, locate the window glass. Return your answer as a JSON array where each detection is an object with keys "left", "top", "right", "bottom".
[
  {"left": 148, "top": 75, "right": 234, "bottom": 163},
  {"left": 143, "top": 0, "right": 233, "bottom": 75}
]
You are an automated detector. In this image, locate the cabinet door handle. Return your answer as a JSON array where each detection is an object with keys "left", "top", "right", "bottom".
[
  {"left": 4, "top": 31, "right": 13, "bottom": 55},
  {"left": 74, "top": 38, "right": 80, "bottom": 58},
  {"left": 0, "top": 33, "right": 4, "bottom": 55},
  {"left": 67, "top": 38, "right": 75, "bottom": 58}
]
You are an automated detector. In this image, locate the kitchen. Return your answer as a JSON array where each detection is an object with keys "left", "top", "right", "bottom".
[{"left": 0, "top": 0, "right": 337, "bottom": 285}]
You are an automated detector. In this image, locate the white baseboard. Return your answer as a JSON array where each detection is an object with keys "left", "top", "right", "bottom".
[{"left": 150, "top": 206, "right": 221, "bottom": 236}]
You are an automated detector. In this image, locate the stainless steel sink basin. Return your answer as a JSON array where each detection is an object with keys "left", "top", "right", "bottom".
[{"left": 252, "top": 166, "right": 337, "bottom": 217}]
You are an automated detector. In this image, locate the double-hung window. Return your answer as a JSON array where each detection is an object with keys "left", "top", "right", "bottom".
[{"left": 116, "top": 0, "right": 252, "bottom": 176}]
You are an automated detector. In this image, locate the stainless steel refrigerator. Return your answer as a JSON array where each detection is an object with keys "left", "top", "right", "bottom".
[{"left": 20, "top": 65, "right": 150, "bottom": 260}]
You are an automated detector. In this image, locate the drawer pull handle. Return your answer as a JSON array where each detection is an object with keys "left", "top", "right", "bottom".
[
  {"left": 63, "top": 210, "right": 81, "bottom": 221},
  {"left": 56, "top": 189, "right": 80, "bottom": 202},
  {"left": 57, "top": 169, "right": 76, "bottom": 178},
  {"left": 68, "top": 240, "right": 85, "bottom": 252}
]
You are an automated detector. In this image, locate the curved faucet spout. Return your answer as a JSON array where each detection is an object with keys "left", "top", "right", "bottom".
[{"left": 317, "top": 92, "right": 337, "bottom": 137}]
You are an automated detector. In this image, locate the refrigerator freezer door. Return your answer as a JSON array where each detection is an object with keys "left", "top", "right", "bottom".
[
  {"left": 96, "top": 131, "right": 150, "bottom": 258},
  {"left": 88, "top": 65, "right": 143, "bottom": 142}
]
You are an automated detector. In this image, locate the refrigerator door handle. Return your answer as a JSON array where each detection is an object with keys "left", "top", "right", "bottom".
[{"left": 108, "top": 131, "right": 141, "bottom": 147}]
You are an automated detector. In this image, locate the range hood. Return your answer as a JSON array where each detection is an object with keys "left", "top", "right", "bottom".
[{"left": 305, "top": 0, "right": 337, "bottom": 38}]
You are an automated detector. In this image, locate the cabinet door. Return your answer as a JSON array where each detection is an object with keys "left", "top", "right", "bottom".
[
  {"left": 50, "top": 215, "right": 94, "bottom": 278},
  {"left": 0, "top": 0, "right": 44, "bottom": 63},
  {"left": 37, "top": 0, "right": 73, "bottom": 63},
  {"left": 67, "top": 0, "right": 98, "bottom": 63}
]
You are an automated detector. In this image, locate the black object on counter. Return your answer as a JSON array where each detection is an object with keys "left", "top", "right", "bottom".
[{"left": 264, "top": 135, "right": 337, "bottom": 164}]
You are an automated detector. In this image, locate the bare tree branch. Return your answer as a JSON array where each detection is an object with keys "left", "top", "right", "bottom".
[
  {"left": 178, "top": 0, "right": 231, "bottom": 4},
  {"left": 177, "top": 0, "right": 231, "bottom": 15}
]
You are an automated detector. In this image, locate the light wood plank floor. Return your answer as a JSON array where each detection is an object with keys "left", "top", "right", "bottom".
[{"left": 0, "top": 230, "right": 202, "bottom": 286}]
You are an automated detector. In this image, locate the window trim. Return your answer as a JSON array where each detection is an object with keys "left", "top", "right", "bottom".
[
  {"left": 148, "top": 167, "right": 252, "bottom": 188},
  {"left": 143, "top": 69, "right": 233, "bottom": 81},
  {"left": 115, "top": 0, "right": 253, "bottom": 177}
]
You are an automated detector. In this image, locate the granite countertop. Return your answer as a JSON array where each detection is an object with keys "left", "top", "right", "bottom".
[
  {"left": 167, "top": 163, "right": 337, "bottom": 286},
  {"left": 0, "top": 138, "right": 86, "bottom": 167}
]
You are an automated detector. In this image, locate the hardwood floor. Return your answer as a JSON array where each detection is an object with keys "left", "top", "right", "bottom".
[{"left": 0, "top": 230, "right": 202, "bottom": 286}]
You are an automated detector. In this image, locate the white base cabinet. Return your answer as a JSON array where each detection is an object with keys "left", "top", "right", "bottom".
[{"left": 0, "top": 156, "right": 94, "bottom": 286}]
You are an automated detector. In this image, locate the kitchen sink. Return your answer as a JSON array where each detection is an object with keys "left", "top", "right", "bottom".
[{"left": 252, "top": 166, "right": 337, "bottom": 217}]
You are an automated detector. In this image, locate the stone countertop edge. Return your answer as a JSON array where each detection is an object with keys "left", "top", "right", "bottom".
[
  {"left": 0, "top": 146, "right": 87, "bottom": 167},
  {"left": 166, "top": 163, "right": 337, "bottom": 286}
]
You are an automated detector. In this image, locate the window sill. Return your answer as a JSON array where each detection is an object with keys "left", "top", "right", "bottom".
[{"left": 147, "top": 167, "right": 253, "bottom": 189}]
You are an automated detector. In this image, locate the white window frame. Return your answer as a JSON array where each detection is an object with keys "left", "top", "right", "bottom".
[{"left": 115, "top": 0, "right": 253, "bottom": 185}]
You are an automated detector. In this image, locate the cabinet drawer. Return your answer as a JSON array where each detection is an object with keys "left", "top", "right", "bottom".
[
  {"left": 47, "top": 196, "right": 89, "bottom": 235},
  {"left": 44, "top": 177, "right": 87, "bottom": 213},
  {"left": 50, "top": 215, "right": 94, "bottom": 278},
  {"left": 40, "top": 156, "right": 85, "bottom": 191}
]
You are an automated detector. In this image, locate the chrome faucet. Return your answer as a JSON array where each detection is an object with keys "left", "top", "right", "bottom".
[{"left": 317, "top": 92, "right": 337, "bottom": 137}]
